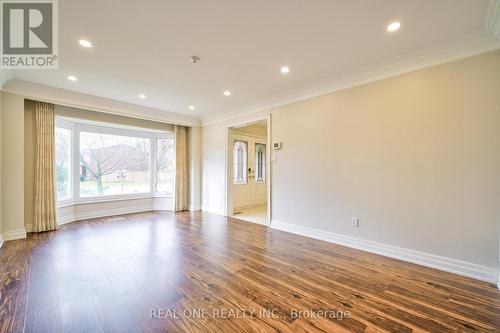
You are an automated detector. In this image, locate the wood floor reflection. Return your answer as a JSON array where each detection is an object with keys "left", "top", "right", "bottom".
[{"left": 0, "top": 211, "right": 499, "bottom": 332}]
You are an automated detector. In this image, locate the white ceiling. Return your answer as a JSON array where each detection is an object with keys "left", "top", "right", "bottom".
[{"left": 10, "top": 0, "right": 498, "bottom": 122}]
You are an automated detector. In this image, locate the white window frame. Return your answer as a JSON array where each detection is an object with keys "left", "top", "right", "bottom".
[
  {"left": 154, "top": 135, "right": 176, "bottom": 197},
  {"left": 55, "top": 119, "right": 75, "bottom": 206},
  {"left": 55, "top": 117, "right": 175, "bottom": 206}
]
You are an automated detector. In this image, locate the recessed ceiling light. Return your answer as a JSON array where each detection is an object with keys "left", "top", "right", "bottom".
[
  {"left": 138, "top": 94, "right": 146, "bottom": 99},
  {"left": 67, "top": 75, "right": 77, "bottom": 81},
  {"left": 188, "top": 105, "right": 195, "bottom": 110},
  {"left": 280, "top": 66, "right": 290, "bottom": 74},
  {"left": 386, "top": 21, "right": 401, "bottom": 33},
  {"left": 223, "top": 90, "right": 231, "bottom": 96},
  {"left": 78, "top": 39, "right": 93, "bottom": 48}
]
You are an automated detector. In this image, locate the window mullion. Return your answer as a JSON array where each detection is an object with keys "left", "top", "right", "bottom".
[
  {"left": 151, "top": 137, "right": 157, "bottom": 194},
  {"left": 73, "top": 125, "right": 80, "bottom": 201}
]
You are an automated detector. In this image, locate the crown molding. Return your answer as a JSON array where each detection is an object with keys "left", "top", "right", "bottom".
[
  {"left": 485, "top": 0, "right": 500, "bottom": 38},
  {"left": 201, "top": 31, "right": 500, "bottom": 126},
  {"left": 1, "top": 79, "right": 201, "bottom": 127}
]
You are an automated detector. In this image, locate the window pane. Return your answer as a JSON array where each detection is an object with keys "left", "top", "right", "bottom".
[
  {"left": 156, "top": 137, "right": 175, "bottom": 195},
  {"left": 233, "top": 141, "right": 247, "bottom": 184},
  {"left": 255, "top": 143, "right": 266, "bottom": 182},
  {"left": 79, "top": 131, "right": 151, "bottom": 197},
  {"left": 55, "top": 127, "right": 72, "bottom": 201}
]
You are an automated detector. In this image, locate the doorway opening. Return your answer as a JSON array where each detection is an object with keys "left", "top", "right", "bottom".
[{"left": 226, "top": 117, "right": 270, "bottom": 225}]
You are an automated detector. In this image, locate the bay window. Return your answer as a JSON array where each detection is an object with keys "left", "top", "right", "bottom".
[{"left": 55, "top": 119, "right": 175, "bottom": 203}]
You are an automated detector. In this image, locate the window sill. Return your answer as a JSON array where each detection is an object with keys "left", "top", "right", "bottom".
[{"left": 57, "top": 193, "right": 174, "bottom": 208}]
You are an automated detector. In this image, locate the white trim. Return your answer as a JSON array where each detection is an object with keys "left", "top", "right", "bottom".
[
  {"left": 74, "top": 194, "right": 156, "bottom": 205},
  {"left": 153, "top": 199, "right": 174, "bottom": 211},
  {"left": 2, "top": 228, "right": 27, "bottom": 241},
  {"left": 0, "top": 233, "right": 4, "bottom": 248},
  {"left": 189, "top": 205, "right": 201, "bottom": 211},
  {"left": 58, "top": 204, "right": 155, "bottom": 225},
  {"left": 56, "top": 196, "right": 175, "bottom": 225},
  {"left": 271, "top": 220, "right": 499, "bottom": 283},
  {"left": 485, "top": 0, "right": 500, "bottom": 38},
  {"left": 201, "top": 207, "right": 226, "bottom": 216},
  {"left": 201, "top": 32, "right": 500, "bottom": 126},
  {"left": 232, "top": 215, "right": 270, "bottom": 227}
]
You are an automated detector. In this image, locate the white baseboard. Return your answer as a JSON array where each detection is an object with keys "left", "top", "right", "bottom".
[
  {"left": 271, "top": 220, "right": 499, "bottom": 283},
  {"left": 2, "top": 228, "right": 27, "bottom": 241},
  {"left": 0, "top": 233, "right": 4, "bottom": 248},
  {"left": 201, "top": 206, "right": 225, "bottom": 216},
  {"left": 189, "top": 205, "right": 202, "bottom": 211}
]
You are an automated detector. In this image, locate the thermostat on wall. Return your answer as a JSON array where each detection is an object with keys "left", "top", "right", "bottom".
[{"left": 273, "top": 142, "right": 281, "bottom": 150}]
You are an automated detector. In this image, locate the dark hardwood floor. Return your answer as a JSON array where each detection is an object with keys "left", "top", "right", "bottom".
[{"left": 0, "top": 211, "right": 499, "bottom": 332}]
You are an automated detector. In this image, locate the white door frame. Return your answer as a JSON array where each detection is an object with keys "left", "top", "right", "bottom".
[{"left": 224, "top": 114, "right": 272, "bottom": 226}]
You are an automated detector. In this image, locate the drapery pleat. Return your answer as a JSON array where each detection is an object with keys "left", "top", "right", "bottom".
[
  {"left": 174, "top": 125, "right": 189, "bottom": 211},
  {"left": 33, "top": 101, "right": 58, "bottom": 232}
]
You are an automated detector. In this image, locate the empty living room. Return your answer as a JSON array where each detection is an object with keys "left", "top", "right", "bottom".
[{"left": 1, "top": 1, "right": 500, "bottom": 332}]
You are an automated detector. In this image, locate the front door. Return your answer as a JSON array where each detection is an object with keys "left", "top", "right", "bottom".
[{"left": 233, "top": 134, "right": 267, "bottom": 210}]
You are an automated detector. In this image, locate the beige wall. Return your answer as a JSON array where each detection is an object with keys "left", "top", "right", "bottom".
[
  {"left": 55, "top": 105, "right": 175, "bottom": 132},
  {"left": 1, "top": 92, "right": 25, "bottom": 235},
  {"left": 202, "top": 50, "right": 500, "bottom": 269},
  {"left": 234, "top": 124, "right": 267, "bottom": 137},
  {"left": 24, "top": 101, "right": 35, "bottom": 229},
  {"left": 188, "top": 126, "right": 202, "bottom": 210}
]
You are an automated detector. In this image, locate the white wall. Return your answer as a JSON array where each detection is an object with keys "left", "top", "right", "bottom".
[
  {"left": 201, "top": 50, "right": 500, "bottom": 273},
  {"left": 201, "top": 122, "right": 227, "bottom": 215},
  {"left": 1, "top": 92, "right": 25, "bottom": 239}
]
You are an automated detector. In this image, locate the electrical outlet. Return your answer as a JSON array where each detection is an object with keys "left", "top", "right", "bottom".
[{"left": 351, "top": 217, "right": 359, "bottom": 228}]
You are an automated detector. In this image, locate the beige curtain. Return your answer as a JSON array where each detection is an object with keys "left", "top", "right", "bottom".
[
  {"left": 33, "top": 101, "right": 58, "bottom": 232},
  {"left": 174, "top": 125, "right": 189, "bottom": 211}
]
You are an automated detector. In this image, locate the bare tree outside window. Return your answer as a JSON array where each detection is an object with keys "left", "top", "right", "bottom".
[{"left": 79, "top": 132, "right": 150, "bottom": 196}]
